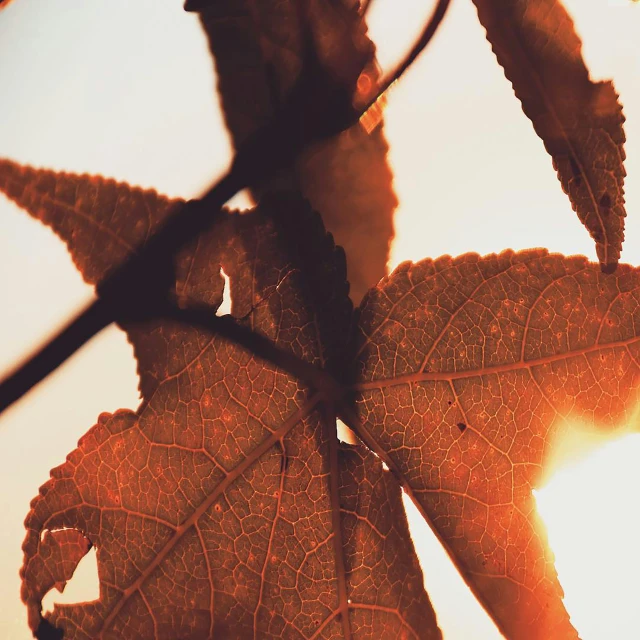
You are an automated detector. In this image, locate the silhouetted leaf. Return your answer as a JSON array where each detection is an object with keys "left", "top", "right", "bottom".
[
  {"left": 189, "top": 0, "right": 396, "bottom": 302},
  {"left": 0, "top": 159, "right": 184, "bottom": 399},
  {"left": 472, "top": 0, "right": 627, "bottom": 270},
  {"left": 1, "top": 161, "right": 438, "bottom": 639},
  {"left": 352, "top": 249, "right": 640, "bottom": 638}
]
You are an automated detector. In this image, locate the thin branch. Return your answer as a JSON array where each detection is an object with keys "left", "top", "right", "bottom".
[
  {"left": 0, "top": 282, "right": 346, "bottom": 415},
  {"left": 0, "top": 298, "right": 112, "bottom": 414},
  {"left": 358, "top": 0, "right": 452, "bottom": 134},
  {"left": 379, "top": 0, "right": 451, "bottom": 94},
  {"left": 0, "top": 48, "right": 355, "bottom": 414},
  {"left": 0, "top": 171, "right": 240, "bottom": 414}
]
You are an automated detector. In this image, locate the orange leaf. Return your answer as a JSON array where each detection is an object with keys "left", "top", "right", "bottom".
[
  {"left": 1, "top": 161, "right": 438, "bottom": 639},
  {"left": 473, "top": 0, "right": 627, "bottom": 270},
  {"left": 352, "top": 250, "right": 640, "bottom": 638}
]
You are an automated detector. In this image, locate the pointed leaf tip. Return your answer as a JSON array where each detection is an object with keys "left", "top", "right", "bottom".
[{"left": 472, "top": 0, "right": 627, "bottom": 268}]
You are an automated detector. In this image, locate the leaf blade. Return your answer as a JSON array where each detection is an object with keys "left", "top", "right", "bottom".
[
  {"left": 353, "top": 249, "right": 640, "bottom": 638},
  {"left": 16, "top": 185, "right": 438, "bottom": 638},
  {"left": 191, "top": 0, "right": 397, "bottom": 302},
  {"left": 472, "top": 0, "right": 627, "bottom": 269}
]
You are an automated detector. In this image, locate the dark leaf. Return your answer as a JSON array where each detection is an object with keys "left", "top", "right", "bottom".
[
  {"left": 190, "top": 0, "right": 396, "bottom": 302},
  {"left": 472, "top": 0, "right": 627, "bottom": 270}
]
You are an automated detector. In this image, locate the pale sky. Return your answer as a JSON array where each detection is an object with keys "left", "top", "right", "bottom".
[{"left": 1, "top": 1, "right": 640, "bottom": 638}]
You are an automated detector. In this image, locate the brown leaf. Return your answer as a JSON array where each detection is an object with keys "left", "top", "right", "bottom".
[
  {"left": 5, "top": 162, "right": 439, "bottom": 639},
  {"left": 22, "top": 529, "right": 92, "bottom": 633},
  {"left": 352, "top": 249, "right": 640, "bottom": 639},
  {"left": 190, "top": 0, "right": 397, "bottom": 302},
  {"left": 0, "top": 160, "right": 181, "bottom": 288},
  {"left": 472, "top": 0, "right": 627, "bottom": 270},
  {"left": 0, "top": 159, "right": 186, "bottom": 399}
]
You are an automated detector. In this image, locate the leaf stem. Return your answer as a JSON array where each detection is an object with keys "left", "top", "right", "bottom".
[
  {"left": 325, "top": 403, "right": 353, "bottom": 640},
  {"left": 152, "top": 300, "right": 345, "bottom": 401}
]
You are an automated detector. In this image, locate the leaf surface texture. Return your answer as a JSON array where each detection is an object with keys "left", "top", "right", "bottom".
[
  {"left": 473, "top": 0, "right": 627, "bottom": 269},
  {"left": 353, "top": 249, "right": 640, "bottom": 638},
  {"left": 0, "top": 161, "right": 438, "bottom": 639}
]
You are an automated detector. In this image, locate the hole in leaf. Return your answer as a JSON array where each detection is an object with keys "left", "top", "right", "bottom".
[
  {"left": 216, "top": 267, "right": 232, "bottom": 317},
  {"left": 336, "top": 419, "right": 357, "bottom": 444},
  {"left": 42, "top": 546, "right": 99, "bottom": 615},
  {"left": 40, "top": 526, "right": 75, "bottom": 543},
  {"left": 225, "top": 188, "right": 254, "bottom": 212}
]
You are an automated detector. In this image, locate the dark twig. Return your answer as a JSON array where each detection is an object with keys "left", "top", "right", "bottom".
[
  {"left": 0, "top": 298, "right": 113, "bottom": 414},
  {"left": 378, "top": 0, "right": 451, "bottom": 94},
  {"left": 357, "top": 0, "right": 451, "bottom": 133},
  {"left": 0, "top": 46, "right": 356, "bottom": 414},
  {"left": 0, "top": 171, "right": 239, "bottom": 415}
]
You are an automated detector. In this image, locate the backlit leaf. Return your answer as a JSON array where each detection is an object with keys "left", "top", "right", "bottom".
[
  {"left": 2, "top": 2, "right": 638, "bottom": 637},
  {"left": 0, "top": 161, "right": 438, "bottom": 639},
  {"left": 352, "top": 249, "right": 640, "bottom": 638},
  {"left": 472, "top": 0, "right": 627, "bottom": 270}
]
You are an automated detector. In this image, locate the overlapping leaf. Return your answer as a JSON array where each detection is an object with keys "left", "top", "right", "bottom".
[
  {"left": 0, "top": 159, "right": 184, "bottom": 398},
  {"left": 472, "top": 0, "right": 627, "bottom": 270},
  {"left": 352, "top": 250, "right": 640, "bottom": 639},
  {"left": 2, "top": 1, "right": 638, "bottom": 637},
  {"left": 0, "top": 161, "right": 438, "bottom": 639},
  {"left": 189, "top": 0, "right": 396, "bottom": 302}
]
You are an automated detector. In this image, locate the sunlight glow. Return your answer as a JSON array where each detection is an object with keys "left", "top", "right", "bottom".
[{"left": 535, "top": 434, "right": 640, "bottom": 640}]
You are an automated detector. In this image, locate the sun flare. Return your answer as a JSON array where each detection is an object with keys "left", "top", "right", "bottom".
[{"left": 535, "top": 434, "right": 640, "bottom": 640}]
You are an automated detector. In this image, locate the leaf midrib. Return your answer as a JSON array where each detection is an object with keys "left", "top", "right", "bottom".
[{"left": 355, "top": 334, "right": 640, "bottom": 390}]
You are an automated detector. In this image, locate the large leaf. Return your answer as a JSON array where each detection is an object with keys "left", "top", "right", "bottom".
[
  {"left": 472, "top": 0, "right": 627, "bottom": 270},
  {"left": 189, "top": 0, "right": 397, "bottom": 302},
  {"left": 0, "top": 161, "right": 438, "bottom": 639},
  {"left": 352, "top": 249, "right": 640, "bottom": 639}
]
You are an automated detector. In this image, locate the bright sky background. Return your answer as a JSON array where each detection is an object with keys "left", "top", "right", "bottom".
[{"left": 0, "top": 1, "right": 639, "bottom": 638}]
